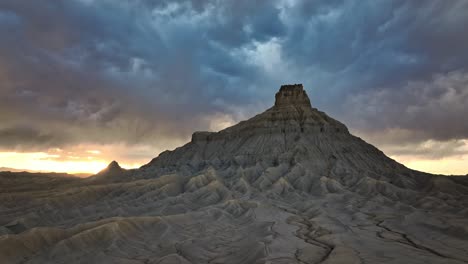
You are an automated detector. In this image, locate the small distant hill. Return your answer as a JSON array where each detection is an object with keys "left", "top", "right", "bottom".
[{"left": 0, "top": 167, "right": 38, "bottom": 173}]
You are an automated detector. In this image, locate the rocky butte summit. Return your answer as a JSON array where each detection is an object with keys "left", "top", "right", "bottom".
[{"left": 1, "top": 84, "right": 468, "bottom": 264}]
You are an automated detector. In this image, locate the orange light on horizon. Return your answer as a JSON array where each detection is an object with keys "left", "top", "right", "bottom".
[
  {"left": 0, "top": 150, "right": 467, "bottom": 176},
  {"left": 0, "top": 151, "right": 109, "bottom": 174},
  {"left": 0, "top": 143, "right": 182, "bottom": 176},
  {"left": 391, "top": 155, "right": 468, "bottom": 175},
  {"left": 0, "top": 151, "right": 145, "bottom": 175}
]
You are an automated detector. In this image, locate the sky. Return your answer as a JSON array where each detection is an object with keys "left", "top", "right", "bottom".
[{"left": 0, "top": 0, "right": 468, "bottom": 175}]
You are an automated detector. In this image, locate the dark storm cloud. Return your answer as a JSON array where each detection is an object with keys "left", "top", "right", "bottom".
[
  {"left": 344, "top": 71, "right": 468, "bottom": 141},
  {"left": 275, "top": 0, "right": 468, "bottom": 147},
  {"left": 279, "top": 1, "right": 468, "bottom": 93},
  {"left": 0, "top": 0, "right": 468, "bottom": 159},
  {"left": 0, "top": 126, "right": 69, "bottom": 151}
]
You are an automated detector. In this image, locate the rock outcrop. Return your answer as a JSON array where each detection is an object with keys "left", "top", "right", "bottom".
[{"left": 274, "top": 84, "right": 311, "bottom": 108}]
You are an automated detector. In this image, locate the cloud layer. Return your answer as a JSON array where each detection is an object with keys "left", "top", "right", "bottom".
[{"left": 1, "top": 0, "right": 468, "bottom": 169}]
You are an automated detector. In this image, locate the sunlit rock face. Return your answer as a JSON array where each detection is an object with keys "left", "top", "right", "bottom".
[{"left": 1, "top": 85, "right": 468, "bottom": 264}]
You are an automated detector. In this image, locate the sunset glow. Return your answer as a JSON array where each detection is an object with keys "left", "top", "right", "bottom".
[
  {"left": 0, "top": 143, "right": 163, "bottom": 174},
  {"left": 1, "top": 147, "right": 467, "bottom": 176},
  {"left": 392, "top": 155, "right": 468, "bottom": 176},
  {"left": 0, "top": 151, "right": 109, "bottom": 174}
]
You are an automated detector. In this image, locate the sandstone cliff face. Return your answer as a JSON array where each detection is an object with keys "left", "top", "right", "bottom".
[
  {"left": 143, "top": 84, "right": 418, "bottom": 192},
  {"left": 1, "top": 85, "right": 468, "bottom": 264},
  {"left": 147, "top": 83, "right": 349, "bottom": 167},
  {"left": 189, "top": 83, "right": 347, "bottom": 141},
  {"left": 274, "top": 84, "right": 312, "bottom": 107}
]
